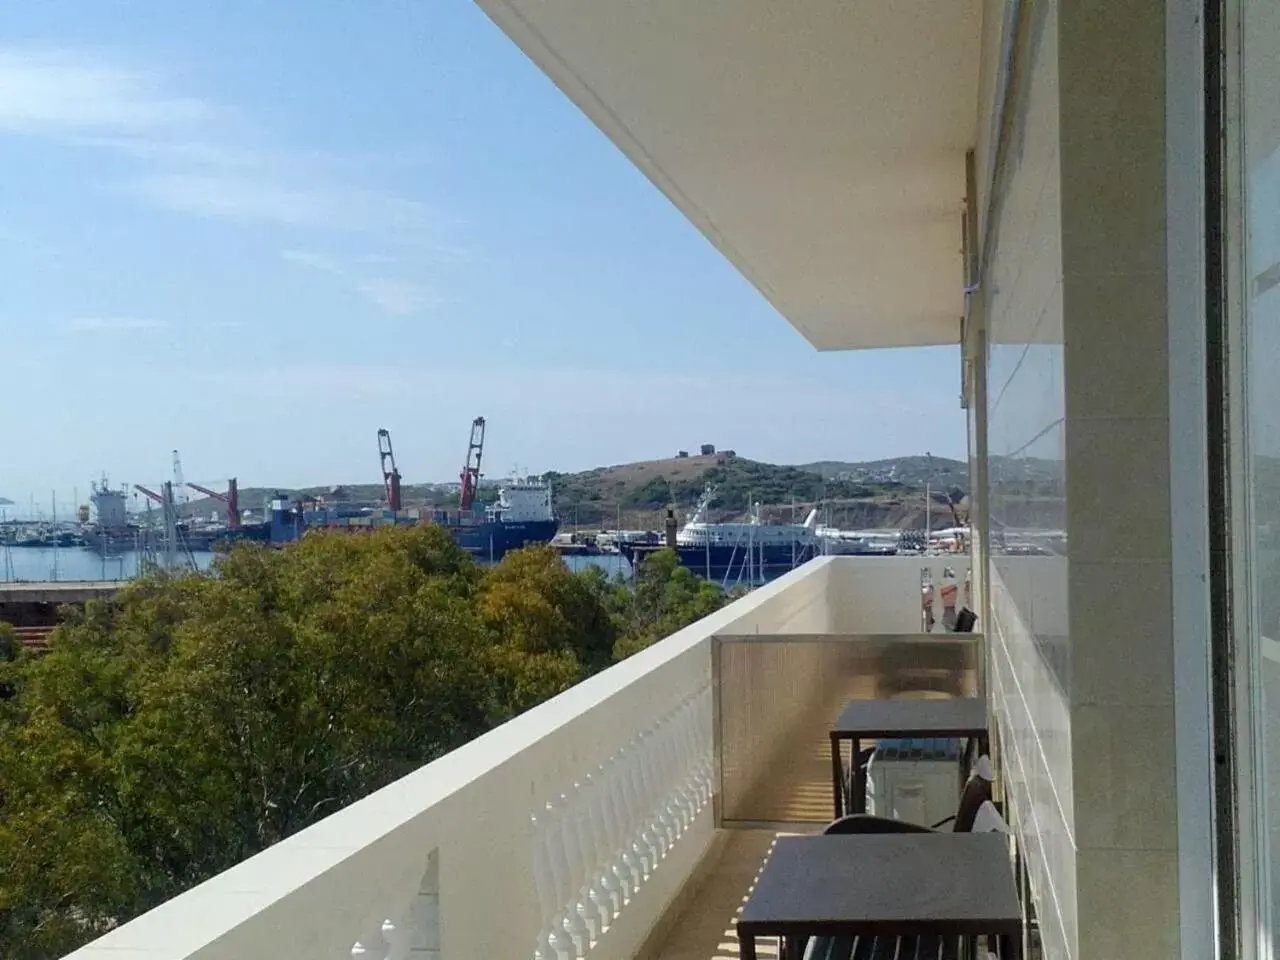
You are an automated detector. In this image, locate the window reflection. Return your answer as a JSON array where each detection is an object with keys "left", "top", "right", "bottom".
[{"left": 1241, "top": 0, "right": 1280, "bottom": 951}]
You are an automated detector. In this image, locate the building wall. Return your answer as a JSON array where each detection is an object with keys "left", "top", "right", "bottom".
[
  {"left": 978, "top": 1, "right": 1073, "bottom": 957},
  {"left": 979, "top": 1, "right": 1182, "bottom": 957},
  {"left": 1058, "top": 2, "right": 1180, "bottom": 957}
]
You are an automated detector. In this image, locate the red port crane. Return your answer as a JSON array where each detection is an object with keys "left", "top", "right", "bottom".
[
  {"left": 133, "top": 483, "right": 165, "bottom": 505},
  {"left": 459, "top": 416, "right": 486, "bottom": 512},
  {"left": 377, "top": 428, "right": 403, "bottom": 512},
  {"left": 187, "top": 478, "right": 241, "bottom": 528}
]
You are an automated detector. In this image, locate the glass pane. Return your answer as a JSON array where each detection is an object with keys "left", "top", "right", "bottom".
[{"left": 1242, "top": 0, "right": 1280, "bottom": 952}]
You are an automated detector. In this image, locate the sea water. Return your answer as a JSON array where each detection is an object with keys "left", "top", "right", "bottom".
[{"left": 0, "top": 546, "right": 630, "bottom": 583}]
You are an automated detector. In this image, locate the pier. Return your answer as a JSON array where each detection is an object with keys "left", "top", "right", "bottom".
[
  {"left": 0, "top": 581, "right": 129, "bottom": 644},
  {"left": 0, "top": 580, "right": 129, "bottom": 603}
]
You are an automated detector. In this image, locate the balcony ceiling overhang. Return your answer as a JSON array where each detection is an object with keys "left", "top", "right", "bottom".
[{"left": 477, "top": 0, "right": 982, "bottom": 350}]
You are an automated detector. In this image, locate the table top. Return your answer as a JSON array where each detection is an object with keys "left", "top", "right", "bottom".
[
  {"left": 737, "top": 833, "right": 1021, "bottom": 936},
  {"left": 831, "top": 696, "right": 988, "bottom": 739}
]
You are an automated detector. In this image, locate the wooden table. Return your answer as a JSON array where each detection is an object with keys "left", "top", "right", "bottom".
[
  {"left": 830, "top": 696, "right": 989, "bottom": 818},
  {"left": 737, "top": 833, "right": 1022, "bottom": 960}
]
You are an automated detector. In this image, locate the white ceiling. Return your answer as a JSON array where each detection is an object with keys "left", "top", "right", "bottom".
[{"left": 477, "top": 0, "right": 983, "bottom": 350}]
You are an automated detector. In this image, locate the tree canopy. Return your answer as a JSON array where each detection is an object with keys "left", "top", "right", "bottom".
[{"left": 0, "top": 531, "right": 730, "bottom": 959}]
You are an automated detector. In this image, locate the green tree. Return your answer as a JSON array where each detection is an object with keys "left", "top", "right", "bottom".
[
  {"left": 477, "top": 547, "right": 621, "bottom": 713},
  {"left": 612, "top": 548, "right": 735, "bottom": 659},
  {"left": 0, "top": 531, "right": 734, "bottom": 958},
  {"left": 0, "top": 527, "right": 500, "bottom": 956}
]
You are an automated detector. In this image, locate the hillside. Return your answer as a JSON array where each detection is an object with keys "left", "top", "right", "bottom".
[
  {"left": 181, "top": 452, "right": 978, "bottom": 532},
  {"left": 799, "top": 455, "right": 969, "bottom": 489},
  {"left": 543, "top": 453, "right": 970, "bottom": 530}
]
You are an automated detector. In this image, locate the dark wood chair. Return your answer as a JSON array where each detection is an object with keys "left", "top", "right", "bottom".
[
  {"left": 801, "top": 933, "right": 966, "bottom": 958},
  {"left": 797, "top": 773, "right": 1007, "bottom": 960}
]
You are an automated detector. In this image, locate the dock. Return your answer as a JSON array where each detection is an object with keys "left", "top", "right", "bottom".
[{"left": 0, "top": 580, "right": 129, "bottom": 603}]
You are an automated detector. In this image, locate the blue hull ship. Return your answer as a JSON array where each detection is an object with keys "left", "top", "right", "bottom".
[
  {"left": 409, "top": 482, "right": 561, "bottom": 561},
  {"left": 620, "top": 541, "right": 821, "bottom": 585},
  {"left": 441, "top": 517, "right": 560, "bottom": 562},
  {"left": 214, "top": 478, "right": 560, "bottom": 564},
  {"left": 619, "top": 485, "right": 822, "bottom": 585}
]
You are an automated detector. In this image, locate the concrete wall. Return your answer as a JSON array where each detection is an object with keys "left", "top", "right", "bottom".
[
  {"left": 1059, "top": 2, "right": 1180, "bottom": 957},
  {"left": 977, "top": 1, "right": 1182, "bottom": 957},
  {"left": 826, "top": 557, "right": 972, "bottom": 635}
]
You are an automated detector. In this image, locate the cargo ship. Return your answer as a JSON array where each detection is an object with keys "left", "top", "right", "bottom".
[
  {"left": 419, "top": 478, "right": 559, "bottom": 561},
  {"left": 82, "top": 479, "right": 145, "bottom": 554},
  {"left": 82, "top": 478, "right": 223, "bottom": 554},
  {"left": 213, "top": 477, "right": 559, "bottom": 563},
  {"left": 85, "top": 421, "right": 559, "bottom": 563}
]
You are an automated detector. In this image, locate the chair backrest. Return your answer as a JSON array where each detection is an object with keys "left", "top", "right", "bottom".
[
  {"left": 952, "top": 772, "right": 993, "bottom": 832},
  {"left": 822, "top": 814, "right": 935, "bottom": 836},
  {"left": 971, "top": 799, "right": 1010, "bottom": 835},
  {"left": 953, "top": 607, "right": 978, "bottom": 633}
]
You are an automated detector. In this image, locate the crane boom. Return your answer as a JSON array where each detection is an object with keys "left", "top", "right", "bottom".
[
  {"left": 377, "top": 429, "right": 403, "bottom": 512},
  {"left": 133, "top": 483, "right": 165, "bottom": 505},
  {"left": 186, "top": 478, "right": 241, "bottom": 528},
  {"left": 459, "top": 416, "right": 486, "bottom": 512},
  {"left": 185, "top": 481, "right": 224, "bottom": 501}
]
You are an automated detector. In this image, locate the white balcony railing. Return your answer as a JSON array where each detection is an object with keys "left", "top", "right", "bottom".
[{"left": 65, "top": 555, "right": 970, "bottom": 960}]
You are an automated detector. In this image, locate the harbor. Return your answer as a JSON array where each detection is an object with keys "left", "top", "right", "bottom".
[{"left": 2, "top": 420, "right": 982, "bottom": 592}]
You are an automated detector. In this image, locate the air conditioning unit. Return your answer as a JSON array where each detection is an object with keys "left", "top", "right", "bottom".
[{"left": 865, "top": 738, "right": 964, "bottom": 829}]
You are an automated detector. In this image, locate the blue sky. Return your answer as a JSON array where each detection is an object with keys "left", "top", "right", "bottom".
[{"left": 0, "top": 1, "right": 963, "bottom": 510}]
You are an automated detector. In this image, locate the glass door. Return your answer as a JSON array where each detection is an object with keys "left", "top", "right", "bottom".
[{"left": 1227, "top": 0, "right": 1280, "bottom": 955}]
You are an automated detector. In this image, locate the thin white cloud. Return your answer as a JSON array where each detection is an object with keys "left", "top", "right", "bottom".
[
  {"left": 194, "top": 364, "right": 412, "bottom": 401},
  {"left": 130, "top": 173, "right": 325, "bottom": 228},
  {"left": 281, "top": 249, "right": 342, "bottom": 274},
  {"left": 282, "top": 248, "right": 438, "bottom": 316},
  {"left": 124, "top": 166, "right": 450, "bottom": 246},
  {"left": 192, "top": 364, "right": 894, "bottom": 410},
  {"left": 355, "top": 278, "right": 438, "bottom": 316},
  {"left": 0, "top": 49, "right": 210, "bottom": 133},
  {"left": 0, "top": 46, "right": 462, "bottom": 255},
  {"left": 67, "top": 317, "right": 168, "bottom": 332},
  {"left": 65, "top": 317, "right": 241, "bottom": 333}
]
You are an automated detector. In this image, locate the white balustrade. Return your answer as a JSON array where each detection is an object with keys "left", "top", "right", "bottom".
[
  {"left": 526, "top": 680, "right": 714, "bottom": 957},
  {"left": 557, "top": 791, "right": 591, "bottom": 956},
  {"left": 602, "top": 753, "right": 641, "bottom": 903},
  {"left": 581, "top": 771, "right": 621, "bottom": 923},
  {"left": 575, "top": 775, "right": 613, "bottom": 934},
  {"left": 532, "top": 809, "right": 561, "bottom": 960}
]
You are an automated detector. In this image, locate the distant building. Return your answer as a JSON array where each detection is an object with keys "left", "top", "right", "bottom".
[
  {"left": 676, "top": 450, "right": 689, "bottom": 458},
  {"left": 700, "top": 443, "right": 716, "bottom": 455}
]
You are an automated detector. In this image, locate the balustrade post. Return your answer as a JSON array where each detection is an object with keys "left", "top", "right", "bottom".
[
  {"left": 532, "top": 810, "right": 561, "bottom": 960},
  {"left": 621, "top": 740, "right": 658, "bottom": 878},
  {"left": 600, "top": 755, "right": 641, "bottom": 900},
  {"left": 578, "top": 773, "right": 618, "bottom": 929},
  {"left": 669, "top": 704, "right": 697, "bottom": 835},
  {"left": 380, "top": 918, "right": 408, "bottom": 960},
  {"left": 557, "top": 788, "right": 596, "bottom": 951},
  {"left": 667, "top": 700, "right": 697, "bottom": 833},
  {"left": 636, "top": 728, "right": 672, "bottom": 859}
]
